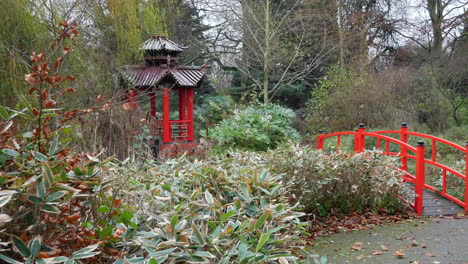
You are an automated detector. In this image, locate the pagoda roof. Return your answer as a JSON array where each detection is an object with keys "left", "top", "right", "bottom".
[
  {"left": 118, "top": 65, "right": 205, "bottom": 88},
  {"left": 140, "top": 36, "right": 188, "bottom": 52}
]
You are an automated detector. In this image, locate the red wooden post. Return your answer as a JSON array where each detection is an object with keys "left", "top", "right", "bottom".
[
  {"left": 317, "top": 130, "right": 324, "bottom": 150},
  {"left": 353, "top": 129, "right": 358, "bottom": 152},
  {"left": 465, "top": 142, "right": 468, "bottom": 212},
  {"left": 149, "top": 90, "right": 156, "bottom": 117},
  {"left": 415, "top": 141, "right": 426, "bottom": 215},
  {"left": 357, "top": 124, "right": 365, "bottom": 153},
  {"left": 163, "top": 88, "right": 171, "bottom": 143},
  {"left": 400, "top": 122, "right": 408, "bottom": 171},
  {"left": 179, "top": 88, "right": 186, "bottom": 120},
  {"left": 187, "top": 88, "right": 194, "bottom": 141}
]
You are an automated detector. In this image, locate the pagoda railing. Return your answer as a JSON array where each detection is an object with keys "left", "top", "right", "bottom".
[{"left": 169, "top": 120, "right": 191, "bottom": 141}]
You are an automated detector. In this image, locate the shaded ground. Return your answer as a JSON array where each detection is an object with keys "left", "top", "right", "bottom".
[{"left": 310, "top": 218, "right": 468, "bottom": 264}]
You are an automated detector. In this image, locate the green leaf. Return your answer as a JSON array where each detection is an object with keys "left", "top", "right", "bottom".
[
  {"left": 29, "top": 236, "right": 41, "bottom": 258},
  {"left": 35, "top": 152, "right": 48, "bottom": 162},
  {"left": 254, "top": 214, "right": 268, "bottom": 229},
  {"left": 0, "top": 253, "right": 22, "bottom": 264},
  {"left": 255, "top": 233, "right": 270, "bottom": 252},
  {"left": 192, "top": 251, "right": 215, "bottom": 258},
  {"left": 98, "top": 206, "right": 110, "bottom": 213},
  {"left": 0, "top": 195, "right": 13, "bottom": 208},
  {"left": 0, "top": 107, "right": 9, "bottom": 120},
  {"left": 42, "top": 204, "right": 60, "bottom": 213},
  {"left": 127, "top": 257, "right": 145, "bottom": 264},
  {"left": 148, "top": 248, "right": 176, "bottom": 257},
  {"left": 2, "top": 149, "right": 19, "bottom": 157},
  {"left": 113, "top": 260, "right": 124, "bottom": 264},
  {"left": 72, "top": 252, "right": 100, "bottom": 259},
  {"left": 220, "top": 210, "right": 234, "bottom": 222},
  {"left": 72, "top": 244, "right": 99, "bottom": 257},
  {"left": 12, "top": 236, "right": 31, "bottom": 258},
  {"left": 37, "top": 181, "right": 45, "bottom": 198},
  {"left": 170, "top": 214, "right": 178, "bottom": 229},
  {"left": 52, "top": 256, "right": 69, "bottom": 263},
  {"left": 28, "top": 196, "right": 43, "bottom": 204},
  {"left": 49, "top": 135, "right": 59, "bottom": 155},
  {"left": 161, "top": 184, "right": 171, "bottom": 192},
  {"left": 174, "top": 219, "right": 187, "bottom": 232},
  {"left": 45, "top": 191, "right": 66, "bottom": 203},
  {"left": 204, "top": 190, "right": 214, "bottom": 205},
  {"left": 148, "top": 259, "right": 157, "bottom": 264},
  {"left": 42, "top": 164, "right": 54, "bottom": 189}
]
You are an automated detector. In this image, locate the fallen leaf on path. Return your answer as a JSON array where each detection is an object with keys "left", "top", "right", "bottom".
[
  {"left": 411, "top": 240, "right": 418, "bottom": 246},
  {"left": 421, "top": 244, "right": 427, "bottom": 248},
  {"left": 424, "top": 253, "right": 436, "bottom": 257},
  {"left": 371, "top": 250, "right": 383, "bottom": 255},
  {"left": 394, "top": 249, "right": 405, "bottom": 258},
  {"left": 351, "top": 245, "right": 362, "bottom": 251},
  {"left": 352, "top": 242, "right": 364, "bottom": 250},
  {"left": 380, "top": 245, "right": 389, "bottom": 251},
  {"left": 410, "top": 261, "right": 419, "bottom": 264},
  {"left": 356, "top": 255, "right": 365, "bottom": 260}
]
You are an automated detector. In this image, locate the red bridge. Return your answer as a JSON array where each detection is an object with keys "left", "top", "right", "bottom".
[{"left": 317, "top": 123, "right": 467, "bottom": 216}]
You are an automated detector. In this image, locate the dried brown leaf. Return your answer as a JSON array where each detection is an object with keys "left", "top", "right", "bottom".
[
  {"left": 394, "top": 249, "right": 405, "bottom": 258},
  {"left": 380, "top": 245, "right": 389, "bottom": 251}
]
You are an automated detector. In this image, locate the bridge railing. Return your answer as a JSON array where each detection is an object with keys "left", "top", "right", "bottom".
[{"left": 317, "top": 123, "right": 467, "bottom": 215}]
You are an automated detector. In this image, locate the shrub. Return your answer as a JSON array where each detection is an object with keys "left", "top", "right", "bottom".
[
  {"left": 204, "top": 104, "right": 300, "bottom": 151},
  {"left": 101, "top": 156, "right": 318, "bottom": 263},
  {"left": 228, "top": 145, "right": 408, "bottom": 216},
  {"left": 306, "top": 66, "right": 416, "bottom": 132}
]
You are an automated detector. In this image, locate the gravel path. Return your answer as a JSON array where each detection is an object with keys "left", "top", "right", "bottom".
[{"left": 310, "top": 218, "right": 468, "bottom": 264}]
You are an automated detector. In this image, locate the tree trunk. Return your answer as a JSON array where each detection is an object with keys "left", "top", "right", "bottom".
[
  {"left": 427, "top": 0, "right": 444, "bottom": 57},
  {"left": 263, "top": 0, "right": 271, "bottom": 104},
  {"left": 338, "top": 0, "right": 345, "bottom": 68}
]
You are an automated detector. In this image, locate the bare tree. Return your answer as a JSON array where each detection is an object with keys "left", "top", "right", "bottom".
[{"left": 395, "top": 0, "right": 467, "bottom": 57}]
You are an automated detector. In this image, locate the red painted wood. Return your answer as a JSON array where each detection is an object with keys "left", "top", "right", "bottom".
[
  {"left": 315, "top": 126, "right": 467, "bottom": 214},
  {"left": 150, "top": 90, "right": 156, "bottom": 117},
  {"left": 163, "top": 89, "right": 171, "bottom": 143},
  {"left": 400, "top": 125, "right": 408, "bottom": 171},
  {"left": 357, "top": 126, "right": 365, "bottom": 153},
  {"left": 442, "top": 169, "right": 447, "bottom": 194},
  {"left": 179, "top": 88, "right": 186, "bottom": 120},
  {"left": 415, "top": 142, "right": 426, "bottom": 215},
  {"left": 465, "top": 143, "right": 468, "bottom": 212},
  {"left": 317, "top": 131, "right": 324, "bottom": 150},
  {"left": 187, "top": 88, "right": 194, "bottom": 141}
]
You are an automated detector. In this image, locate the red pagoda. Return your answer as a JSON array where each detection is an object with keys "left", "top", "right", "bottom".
[{"left": 117, "top": 35, "right": 206, "bottom": 157}]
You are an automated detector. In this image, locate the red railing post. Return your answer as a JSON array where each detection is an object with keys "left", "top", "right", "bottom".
[
  {"left": 357, "top": 124, "right": 365, "bottom": 153},
  {"left": 400, "top": 122, "right": 408, "bottom": 171},
  {"left": 187, "top": 88, "right": 194, "bottom": 141},
  {"left": 353, "top": 129, "right": 358, "bottom": 152},
  {"left": 163, "top": 88, "right": 171, "bottom": 143},
  {"left": 465, "top": 142, "right": 468, "bottom": 212},
  {"left": 317, "top": 130, "right": 324, "bottom": 150},
  {"left": 415, "top": 141, "right": 426, "bottom": 215}
]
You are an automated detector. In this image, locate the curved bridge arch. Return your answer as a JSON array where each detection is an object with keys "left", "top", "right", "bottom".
[{"left": 317, "top": 123, "right": 467, "bottom": 216}]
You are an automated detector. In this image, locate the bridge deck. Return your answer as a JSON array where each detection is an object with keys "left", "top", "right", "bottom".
[
  {"left": 422, "top": 189, "right": 464, "bottom": 216},
  {"left": 405, "top": 183, "right": 463, "bottom": 216}
]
